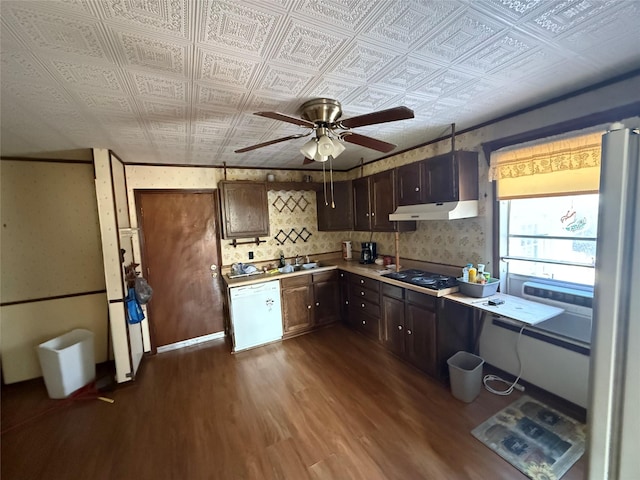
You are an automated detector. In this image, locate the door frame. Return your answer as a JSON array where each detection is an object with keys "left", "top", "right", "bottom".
[{"left": 134, "top": 188, "right": 224, "bottom": 354}]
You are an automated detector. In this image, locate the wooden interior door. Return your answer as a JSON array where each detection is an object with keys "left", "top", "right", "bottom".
[{"left": 136, "top": 190, "right": 224, "bottom": 349}]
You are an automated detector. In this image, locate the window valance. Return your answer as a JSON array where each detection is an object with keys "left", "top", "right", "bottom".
[{"left": 489, "top": 132, "right": 602, "bottom": 199}]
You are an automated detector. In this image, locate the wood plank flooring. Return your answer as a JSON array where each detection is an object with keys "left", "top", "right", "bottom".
[{"left": 1, "top": 324, "right": 585, "bottom": 479}]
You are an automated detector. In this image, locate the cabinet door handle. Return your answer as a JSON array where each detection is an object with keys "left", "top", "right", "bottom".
[
  {"left": 371, "top": 212, "right": 375, "bottom": 217},
  {"left": 362, "top": 320, "right": 366, "bottom": 325},
  {"left": 315, "top": 302, "right": 319, "bottom": 306},
  {"left": 307, "top": 305, "right": 311, "bottom": 309},
  {"left": 360, "top": 291, "right": 365, "bottom": 296},
  {"left": 398, "top": 325, "right": 402, "bottom": 330},
  {"left": 407, "top": 329, "right": 412, "bottom": 335},
  {"left": 345, "top": 300, "right": 349, "bottom": 305},
  {"left": 361, "top": 303, "right": 365, "bottom": 308},
  {"left": 360, "top": 279, "right": 364, "bottom": 284},
  {"left": 365, "top": 213, "right": 369, "bottom": 217},
  {"left": 415, "top": 187, "right": 420, "bottom": 192}
]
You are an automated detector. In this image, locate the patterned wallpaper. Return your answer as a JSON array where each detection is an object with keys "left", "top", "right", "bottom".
[{"left": 125, "top": 129, "right": 492, "bottom": 270}]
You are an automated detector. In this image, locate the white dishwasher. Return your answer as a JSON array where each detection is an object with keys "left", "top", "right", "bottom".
[{"left": 229, "top": 280, "right": 283, "bottom": 352}]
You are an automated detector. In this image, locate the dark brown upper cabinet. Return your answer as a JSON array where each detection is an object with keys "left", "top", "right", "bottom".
[
  {"left": 397, "top": 151, "right": 479, "bottom": 206},
  {"left": 317, "top": 180, "right": 353, "bottom": 231},
  {"left": 218, "top": 180, "right": 269, "bottom": 239},
  {"left": 353, "top": 171, "right": 415, "bottom": 232}
]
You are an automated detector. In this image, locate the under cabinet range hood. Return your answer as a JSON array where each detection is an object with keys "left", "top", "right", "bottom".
[{"left": 389, "top": 200, "right": 478, "bottom": 221}]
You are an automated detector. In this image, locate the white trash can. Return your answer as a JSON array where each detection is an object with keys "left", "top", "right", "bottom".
[
  {"left": 37, "top": 329, "right": 95, "bottom": 399},
  {"left": 447, "top": 351, "right": 484, "bottom": 403}
]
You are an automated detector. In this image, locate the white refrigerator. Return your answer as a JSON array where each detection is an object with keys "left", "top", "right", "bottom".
[{"left": 588, "top": 122, "right": 640, "bottom": 478}]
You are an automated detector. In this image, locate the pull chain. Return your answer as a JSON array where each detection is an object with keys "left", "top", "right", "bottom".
[
  {"left": 330, "top": 156, "right": 335, "bottom": 208},
  {"left": 322, "top": 163, "right": 328, "bottom": 206}
]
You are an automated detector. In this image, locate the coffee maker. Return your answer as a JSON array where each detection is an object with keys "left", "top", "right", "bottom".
[{"left": 360, "top": 242, "right": 377, "bottom": 264}]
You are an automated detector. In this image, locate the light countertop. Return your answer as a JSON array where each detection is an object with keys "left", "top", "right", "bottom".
[{"left": 224, "top": 258, "right": 564, "bottom": 324}]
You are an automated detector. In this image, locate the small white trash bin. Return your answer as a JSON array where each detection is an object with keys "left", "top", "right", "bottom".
[
  {"left": 447, "top": 351, "right": 484, "bottom": 403},
  {"left": 37, "top": 329, "right": 95, "bottom": 399}
]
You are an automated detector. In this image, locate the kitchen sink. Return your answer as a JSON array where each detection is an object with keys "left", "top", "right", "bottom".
[{"left": 285, "top": 262, "right": 320, "bottom": 273}]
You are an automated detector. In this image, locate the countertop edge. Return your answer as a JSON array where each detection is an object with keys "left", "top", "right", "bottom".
[{"left": 224, "top": 258, "right": 459, "bottom": 297}]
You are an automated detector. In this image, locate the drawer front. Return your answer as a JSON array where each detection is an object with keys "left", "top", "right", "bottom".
[
  {"left": 312, "top": 270, "right": 338, "bottom": 283},
  {"left": 406, "top": 290, "right": 436, "bottom": 310},
  {"left": 382, "top": 283, "right": 404, "bottom": 300},
  {"left": 350, "top": 285, "right": 379, "bottom": 304},
  {"left": 349, "top": 297, "right": 380, "bottom": 318},
  {"left": 281, "top": 274, "right": 310, "bottom": 289},
  {"left": 349, "top": 274, "right": 380, "bottom": 292}
]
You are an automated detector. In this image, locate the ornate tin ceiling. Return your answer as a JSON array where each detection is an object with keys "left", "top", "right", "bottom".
[{"left": 1, "top": 0, "right": 639, "bottom": 170}]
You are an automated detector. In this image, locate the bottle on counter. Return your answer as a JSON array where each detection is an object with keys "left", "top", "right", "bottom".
[
  {"left": 476, "top": 263, "right": 485, "bottom": 283},
  {"left": 462, "top": 265, "right": 470, "bottom": 282},
  {"left": 468, "top": 266, "right": 477, "bottom": 283},
  {"left": 279, "top": 251, "right": 286, "bottom": 268}
]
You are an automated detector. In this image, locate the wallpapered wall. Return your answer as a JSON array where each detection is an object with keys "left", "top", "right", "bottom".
[{"left": 125, "top": 130, "right": 491, "bottom": 270}]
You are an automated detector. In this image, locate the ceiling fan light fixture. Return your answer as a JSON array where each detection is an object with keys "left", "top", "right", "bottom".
[
  {"left": 300, "top": 138, "right": 317, "bottom": 158},
  {"left": 316, "top": 134, "right": 334, "bottom": 156},
  {"left": 330, "top": 138, "right": 346, "bottom": 157},
  {"left": 313, "top": 151, "right": 329, "bottom": 162}
]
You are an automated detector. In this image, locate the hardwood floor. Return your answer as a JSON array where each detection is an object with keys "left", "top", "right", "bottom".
[{"left": 1, "top": 324, "right": 585, "bottom": 479}]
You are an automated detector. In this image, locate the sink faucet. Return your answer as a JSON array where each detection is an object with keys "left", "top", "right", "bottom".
[{"left": 295, "top": 254, "right": 304, "bottom": 266}]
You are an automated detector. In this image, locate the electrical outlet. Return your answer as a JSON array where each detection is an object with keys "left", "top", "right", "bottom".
[{"left": 248, "top": 251, "right": 254, "bottom": 260}]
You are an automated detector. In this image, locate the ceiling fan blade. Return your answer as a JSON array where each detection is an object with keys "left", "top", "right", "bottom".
[
  {"left": 235, "top": 133, "right": 309, "bottom": 153},
  {"left": 340, "top": 106, "right": 414, "bottom": 129},
  {"left": 254, "top": 111, "right": 316, "bottom": 128},
  {"left": 302, "top": 157, "right": 314, "bottom": 165},
  {"left": 342, "top": 132, "right": 397, "bottom": 153}
]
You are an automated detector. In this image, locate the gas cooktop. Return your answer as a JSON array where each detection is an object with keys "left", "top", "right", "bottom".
[{"left": 382, "top": 269, "right": 459, "bottom": 291}]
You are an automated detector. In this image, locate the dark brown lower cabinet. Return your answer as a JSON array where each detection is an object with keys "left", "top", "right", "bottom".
[
  {"left": 281, "top": 275, "right": 313, "bottom": 337},
  {"left": 347, "top": 274, "right": 380, "bottom": 340},
  {"left": 405, "top": 291, "right": 437, "bottom": 377},
  {"left": 381, "top": 285, "right": 437, "bottom": 377},
  {"left": 326, "top": 270, "right": 474, "bottom": 383},
  {"left": 312, "top": 271, "right": 340, "bottom": 326},
  {"left": 338, "top": 271, "right": 349, "bottom": 322},
  {"left": 381, "top": 285, "right": 405, "bottom": 356},
  {"left": 282, "top": 271, "right": 341, "bottom": 337}
]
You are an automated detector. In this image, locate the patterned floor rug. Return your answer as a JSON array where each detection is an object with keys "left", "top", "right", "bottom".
[{"left": 471, "top": 395, "right": 586, "bottom": 480}]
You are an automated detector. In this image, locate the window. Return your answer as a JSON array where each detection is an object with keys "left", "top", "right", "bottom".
[{"left": 501, "top": 194, "right": 599, "bottom": 286}]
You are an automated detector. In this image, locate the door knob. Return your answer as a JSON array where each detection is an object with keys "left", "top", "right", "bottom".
[{"left": 210, "top": 265, "right": 217, "bottom": 270}]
